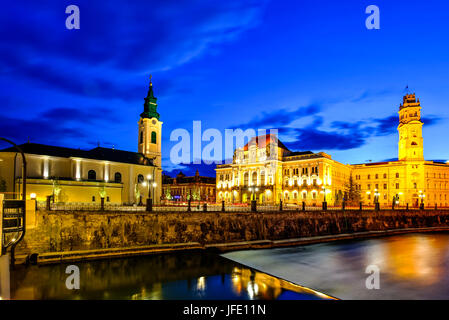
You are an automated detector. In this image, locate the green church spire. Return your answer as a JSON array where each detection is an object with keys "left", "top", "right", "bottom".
[{"left": 140, "top": 75, "right": 160, "bottom": 120}]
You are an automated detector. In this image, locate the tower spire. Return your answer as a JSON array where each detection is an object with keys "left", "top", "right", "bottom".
[{"left": 140, "top": 74, "right": 160, "bottom": 120}]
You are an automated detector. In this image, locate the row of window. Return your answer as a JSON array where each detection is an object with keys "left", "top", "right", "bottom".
[
  {"left": 363, "top": 183, "right": 400, "bottom": 190},
  {"left": 284, "top": 179, "right": 319, "bottom": 187},
  {"left": 356, "top": 172, "right": 449, "bottom": 180},
  {"left": 87, "top": 170, "right": 122, "bottom": 183},
  {"left": 139, "top": 131, "right": 157, "bottom": 144},
  {"left": 427, "top": 172, "right": 448, "bottom": 179},
  {"left": 366, "top": 193, "right": 448, "bottom": 201},
  {"left": 356, "top": 173, "right": 400, "bottom": 180},
  {"left": 284, "top": 167, "right": 319, "bottom": 176},
  {"left": 362, "top": 182, "right": 449, "bottom": 191},
  {"left": 400, "top": 111, "right": 418, "bottom": 120}
]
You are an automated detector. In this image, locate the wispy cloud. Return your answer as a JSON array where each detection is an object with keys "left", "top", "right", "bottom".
[
  {"left": 235, "top": 104, "right": 442, "bottom": 152},
  {"left": 0, "top": 106, "right": 116, "bottom": 147},
  {"left": 0, "top": 1, "right": 266, "bottom": 101}
]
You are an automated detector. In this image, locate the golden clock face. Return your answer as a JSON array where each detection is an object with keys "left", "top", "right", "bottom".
[{"left": 152, "top": 119, "right": 157, "bottom": 125}]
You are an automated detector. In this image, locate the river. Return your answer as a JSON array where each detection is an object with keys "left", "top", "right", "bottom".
[
  {"left": 10, "top": 251, "right": 331, "bottom": 300},
  {"left": 223, "top": 232, "right": 449, "bottom": 299},
  {"left": 10, "top": 232, "right": 449, "bottom": 300}
]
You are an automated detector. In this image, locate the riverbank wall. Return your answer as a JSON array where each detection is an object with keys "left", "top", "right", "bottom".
[{"left": 14, "top": 209, "right": 449, "bottom": 263}]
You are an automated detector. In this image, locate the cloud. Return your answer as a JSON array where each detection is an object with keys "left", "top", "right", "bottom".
[
  {"left": 0, "top": 1, "right": 266, "bottom": 101},
  {"left": 0, "top": 106, "right": 116, "bottom": 147},
  {"left": 236, "top": 108, "right": 443, "bottom": 152},
  {"left": 233, "top": 104, "right": 322, "bottom": 129},
  {"left": 285, "top": 114, "right": 442, "bottom": 151}
]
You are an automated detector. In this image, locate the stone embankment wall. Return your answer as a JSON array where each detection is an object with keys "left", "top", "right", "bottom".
[{"left": 16, "top": 209, "right": 449, "bottom": 255}]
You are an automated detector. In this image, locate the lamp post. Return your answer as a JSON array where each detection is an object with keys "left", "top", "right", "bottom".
[
  {"left": 419, "top": 190, "right": 425, "bottom": 210},
  {"left": 374, "top": 189, "right": 380, "bottom": 211},
  {"left": 248, "top": 186, "right": 258, "bottom": 212},
  {"left": 392, "top": 192, "right": 402, "bottom": 210},
  {"left": 321, "top": 186, "right": 327, "bottom": 210},
  {"left": 146, "top": 174, "right": 153, "bottom": 212},
  {"left": 366, "top": 191, "right": 371, "bottom": 209}
]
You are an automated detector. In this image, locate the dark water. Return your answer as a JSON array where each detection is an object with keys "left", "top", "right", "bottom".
[
  {"left": 10, "top": 251, "right": 330, "bottom": 300},
  {"left": 223, "top": 233, "right": 449, "bottom": 300}
]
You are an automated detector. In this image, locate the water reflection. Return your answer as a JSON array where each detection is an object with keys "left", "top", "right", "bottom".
[
  {"left": 11, "top": 251, "right": 330, "bottom": 300},
  {"left": 224, "top": 233, "right": 449, "bottom": 299},
  {"left": 380, "top": 235, "right": 447, "bottom": 285}
]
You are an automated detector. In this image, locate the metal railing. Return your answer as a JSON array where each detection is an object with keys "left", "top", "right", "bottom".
[{"left": 42, "top": 201, "right": 449, "bottom": 213}]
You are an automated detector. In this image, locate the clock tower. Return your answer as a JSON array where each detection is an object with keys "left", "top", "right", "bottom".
[
  {"left": 398, "top": 93, "right": 424, "bottom": 161},
  {"left": 138, "top": 76, "right": 162, "bottom": 167}
]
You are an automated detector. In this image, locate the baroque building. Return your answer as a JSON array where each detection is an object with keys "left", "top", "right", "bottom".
[
  {"left": 351, "top": 93, "right": 449, "bottom": 208},
  {"left": 216, "top": 134, "right": 351, "bottom": 206},
  {"left": 0, "top": 78, "right": 163, "bottom": 205},
  {"left": 216, "top": 93, "right": 449, "bottom": 207}
]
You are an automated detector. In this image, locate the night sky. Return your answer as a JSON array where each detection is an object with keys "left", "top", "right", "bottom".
[{"left": 1, "top": 1, "right": 449, "bottom": 177}]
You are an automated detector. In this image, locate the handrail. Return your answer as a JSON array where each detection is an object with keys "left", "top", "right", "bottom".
[{"left": 0, "top": 137, "right": 26, "bottom": 266}]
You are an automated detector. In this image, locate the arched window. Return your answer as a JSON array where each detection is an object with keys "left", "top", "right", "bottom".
[
  {"left": 88, "top": 170, "right": 96, "bottom": 180},
  {"left": 114, "top": 172, "right": 122, "bottom": 183},
  {"left": 151, "top": 131, "right": 157, "bottom": 144},
  {"left": 411, "top": 141, "right": 418, "bottom": 146},
  {"left": 137, "top": 174, "right": 144, "bottom": 184},
  {"left": 140, "top": 131, "right": 143, "bottom": 144}
]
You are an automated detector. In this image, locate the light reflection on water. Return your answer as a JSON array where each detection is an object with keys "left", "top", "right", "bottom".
[
  {"left": 10, "top": 252, "right": 331, "bottom": 300},
  {"left": 223, "top": 233, "right": 449, "bottom": 300}
]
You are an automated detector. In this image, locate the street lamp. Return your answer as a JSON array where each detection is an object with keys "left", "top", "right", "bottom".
[
  {"left": 146, "top": 174, "right": 155, "bottom": 212},
  {"left": 419, "top": 190, "right": 425, "bottom": 210},
  {"left": 373, "top": 189, "right": 380, "bottom": 211},
  {"left": 366, "top": 190, "right": 372, "bottom": 208},
  {"left": 320, "top": 186, "right": 328, "bottom": 210},
  {"left": 248, "top": 186, "right": 258, "bottom": 212}
]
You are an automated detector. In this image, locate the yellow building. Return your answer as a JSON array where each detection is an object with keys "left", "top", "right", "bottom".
[
  {"left": 216, "top": 134, "right": 351, "bottom": 206},
  {"left": 0, "top": 78, "right": 163, "bottom": 205},
  {"left": 217, "top": 93, "right": 449, "bottom": 208},
  {"left": 351, "top": 93, "right": 449, "bottom": 208}
]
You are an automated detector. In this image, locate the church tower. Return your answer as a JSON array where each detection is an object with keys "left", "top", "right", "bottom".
[
  {"left": 398, "top": 93, "right": 424, "bottom": 161},
  {"left": 138, "top": 76, "right": 162, "bottom": 167}
]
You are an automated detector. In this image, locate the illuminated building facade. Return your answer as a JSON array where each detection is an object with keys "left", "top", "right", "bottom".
[
  {"left": 351, "top": 93, "right": 449, "bottom": 207},
  {"left": 217, "top": 93, "right": 449, "bottom": 207},
  {"left": 0, "top": 78, "right": 163, "bottom": 205},
  {"left": 216, "top": 134, "right": 351, "bottom": 205}
]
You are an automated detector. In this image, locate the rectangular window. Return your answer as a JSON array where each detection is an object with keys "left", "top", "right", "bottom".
[{"left": 396, "top": 183, "right": 399, "bottom": 189}]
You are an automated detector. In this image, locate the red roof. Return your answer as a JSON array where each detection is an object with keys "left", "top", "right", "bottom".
[{"left": 243, "top": 134, "right": 289, "bottom": 151}]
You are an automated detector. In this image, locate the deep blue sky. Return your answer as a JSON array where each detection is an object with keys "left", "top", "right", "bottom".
[{"left": 1, "top": 0, "right": 449, "bottom": 177}]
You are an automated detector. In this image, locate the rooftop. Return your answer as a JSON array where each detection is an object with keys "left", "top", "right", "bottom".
[{"left": 0, "top": 143, "right": 155, "bottom": 166}]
